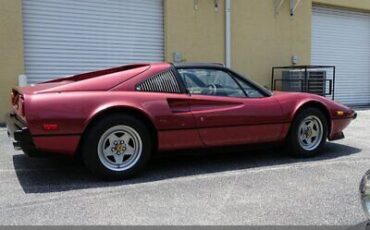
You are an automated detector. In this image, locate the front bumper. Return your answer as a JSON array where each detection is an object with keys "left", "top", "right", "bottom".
[
  {"left": 5, "top": 112, "right": 34, "bottom": 151},
  {"left": 328, "top": 111, "right": 357, "bottom": 141},
  {"left": 350, "top": 111, "right": 358, "bottom": 120}
]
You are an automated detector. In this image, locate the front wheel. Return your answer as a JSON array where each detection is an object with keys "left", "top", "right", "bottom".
[
  {"left": 286, "top": 108, "right": 328, "bottom": 157},
  {"left": 82, "top": 114, "right": 152, "bottom": 180}
]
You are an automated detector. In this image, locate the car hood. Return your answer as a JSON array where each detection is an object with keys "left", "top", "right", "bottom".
[
  {"left": 271, "top": 90, "right": 337, "bottom": 106},
  {"left": 271, "top": 91, "right": 354, "bottom": 119}
]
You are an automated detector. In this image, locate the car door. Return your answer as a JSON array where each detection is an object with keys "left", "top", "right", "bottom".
[
  {"left": 177, "top": 67, "right": 286, "bottom": 147},
  {"left": 130, "top": 67, "right": 204, "bottom": 151}
]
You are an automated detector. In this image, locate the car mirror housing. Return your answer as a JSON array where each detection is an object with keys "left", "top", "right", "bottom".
[{"left": 360, "top": 170, "right": 370, "bottom": 219}]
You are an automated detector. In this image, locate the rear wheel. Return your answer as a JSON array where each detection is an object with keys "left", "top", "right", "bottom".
[
  {"left": 82, "top": 114, "right": 152, "bottom": 180},
  {"left": 286, "top": 108, "right": 328, "bottom": 157}
]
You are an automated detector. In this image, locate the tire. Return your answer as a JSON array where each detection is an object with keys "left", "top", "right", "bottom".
[
  {"left": 82, "top": 114, "right": 152, "bottom": 180},
  {"left": 286, "top": 107, "right": 328, "bottom": 157}
]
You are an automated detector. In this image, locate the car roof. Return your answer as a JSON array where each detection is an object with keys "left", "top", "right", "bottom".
[{"left": 172, "top": 62, "right": 225, "bottom": 69}]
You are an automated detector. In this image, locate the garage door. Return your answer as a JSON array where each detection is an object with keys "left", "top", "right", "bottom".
[
  {"left": 312, "top": 6, "right": 370, "bottom": 106},
  {"left": 22, "top": 0, "right": 164, "bottom": 84}
]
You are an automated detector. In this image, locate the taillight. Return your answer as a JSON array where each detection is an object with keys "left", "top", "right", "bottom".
[
  {"left": 10, "top": 92, "right": 15, "bottom": 105},
  {"left": 11, "top": 89, "right": 26, "bottom": 118},
  {"left": 42, "top": 123, "right": 59, "bottom": 131},
  {"left": 14, "top": 95, "right": 25, "bottom": 117},
  {"left": 21, "top": 100, "right": 25, "bottom": 117},
  {"left": 19, "top": 97, "right": 25, "bottom": 117},
  {"left": 11, "top": 90, "right": 20, "bottom": 106}
]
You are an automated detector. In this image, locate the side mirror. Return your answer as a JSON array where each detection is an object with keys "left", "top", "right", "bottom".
[{"left": 360, "top": 170, "right": 370, "bottom": 219}]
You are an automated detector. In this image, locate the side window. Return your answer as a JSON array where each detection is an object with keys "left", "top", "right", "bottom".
[
  {"left": 234, "top": 77, "right": 265, "bottom": 98},
  {"left": 136, "top": 70, "right": 181, "bottom": 93},
  {"left": 178, "top": 69, "right": 246, "bottom": 98}
]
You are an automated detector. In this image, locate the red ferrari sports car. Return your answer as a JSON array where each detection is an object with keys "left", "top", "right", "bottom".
[{"left": 6, "top": 63, "right": 356, "bottom": 179}]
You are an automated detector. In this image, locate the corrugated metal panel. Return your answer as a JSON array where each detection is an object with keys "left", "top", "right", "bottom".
[
  {"left": 312, "top": 6, "right": 370, "bottom": 106},
  {"left": 22, "top": 0, "right": 164, "bottom": 84}
]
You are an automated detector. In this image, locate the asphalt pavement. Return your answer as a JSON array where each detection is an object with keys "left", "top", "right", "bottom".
[{"left": 0, "top": 110, "right": 369, "bottom": 225}]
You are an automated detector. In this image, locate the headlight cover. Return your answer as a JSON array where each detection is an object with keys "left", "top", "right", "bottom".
[{"left": 360, "top": 170, "right": 370, "bottom": 219}]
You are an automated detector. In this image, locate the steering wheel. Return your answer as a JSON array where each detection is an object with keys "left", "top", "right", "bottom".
[
  {"left": 202, "top": 84, "right": 227, "bottom": 96},
  {"left": 207, "top": 84, "right": 218, "bottom": 95}
]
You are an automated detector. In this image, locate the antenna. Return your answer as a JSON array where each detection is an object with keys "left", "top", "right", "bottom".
[
  {"left": 290, "top": 0, "right": 302, "bottom": 16},
  {"left": 275, "top": 0, "right": 302, "bottom": 16}
]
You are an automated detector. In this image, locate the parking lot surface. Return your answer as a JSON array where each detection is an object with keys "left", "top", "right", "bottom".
[{"left": 0, "top": 110, "right": 369, "bottom": 225}]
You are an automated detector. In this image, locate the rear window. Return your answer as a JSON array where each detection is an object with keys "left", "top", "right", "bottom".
[{"left": 136, "top": 70, "right": 182, "bottom": 94}]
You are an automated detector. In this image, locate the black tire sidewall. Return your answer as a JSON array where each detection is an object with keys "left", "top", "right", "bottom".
[
  {"left": 287, "top": 108, "right": 328, "bottom": 157},
  {"left": 82, "top": 114, "right": 152, "bottom": 180}
]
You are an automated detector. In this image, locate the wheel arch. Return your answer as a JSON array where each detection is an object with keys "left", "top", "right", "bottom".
[
  {"left": 77, "top": 106, "right": 158, "bottom": 157},
  {"left": 292, "top": 100, "right": 332, "bottom": 137}
]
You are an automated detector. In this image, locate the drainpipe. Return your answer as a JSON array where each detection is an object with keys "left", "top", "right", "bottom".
[{"left": 225, "top": 0, "right": 231, "bottom": 68}]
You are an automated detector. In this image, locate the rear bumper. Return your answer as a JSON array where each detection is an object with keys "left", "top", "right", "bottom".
[
  {"left": 5, "top": 112, "right": 79, "bottom": 156},
  {"left": 5, "top": 112, "right": 34, "bottom": 151}
]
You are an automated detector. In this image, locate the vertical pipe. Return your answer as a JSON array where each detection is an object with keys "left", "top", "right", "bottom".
[
  {"left": 271, "top": 68, "right": 275, "bottom": 90},
  {"left": 225, "top": 0, "right": 231, "bottom": 68},
  {"left": 332, "top": 66, "right": 336, "bottom": 100},
  {"left": 304, "top": 66, "right": 308, "bottom": 92}
]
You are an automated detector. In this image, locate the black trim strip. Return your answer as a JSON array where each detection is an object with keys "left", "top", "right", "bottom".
[
  {"left": 158, "top": 121, "right": 291, "bottom": 132},
  {"left": 34, "top": 121, "right": 292, "bottom": 138},
  {"left": 33, "top": 133, "right": 81, "bottom": 138},
  {"left": 170, "top": 65, "right": 189, "bottom": 94}
]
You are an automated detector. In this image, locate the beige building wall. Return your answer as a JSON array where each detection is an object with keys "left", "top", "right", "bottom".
[
  {"left": 165, "top": 0, "right": 370, "bottom": 88},
  {"left": 0, "top": 0, "right": 24, "bottom": 123},
  {"left": 164, "top": 0, "right": 225, "bottom": 64},
  {"left": 231, "top": 0, "right": 312, "bottom": 87}
]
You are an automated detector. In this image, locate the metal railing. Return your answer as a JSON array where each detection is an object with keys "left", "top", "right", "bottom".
[{"left": 271, "top": 65, "right": 336, "bottom": 100}]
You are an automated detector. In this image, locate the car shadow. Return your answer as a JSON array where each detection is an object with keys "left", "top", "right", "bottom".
[{"left": 13, "top": 142, "right": 361, "bottom": 194}]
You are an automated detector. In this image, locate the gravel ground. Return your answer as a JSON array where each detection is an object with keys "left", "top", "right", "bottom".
[{"left": 0, "top": 110, "right": 369, "bottom": 225}]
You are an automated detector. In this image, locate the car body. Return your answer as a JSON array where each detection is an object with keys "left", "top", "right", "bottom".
[{"left": 5, "top": 63, "right": 357, "bottom": 179}]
